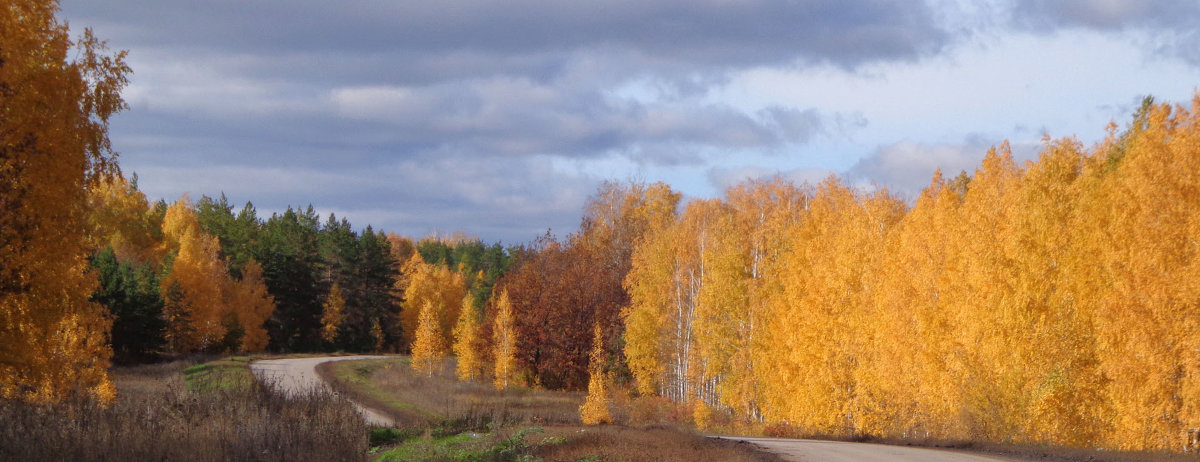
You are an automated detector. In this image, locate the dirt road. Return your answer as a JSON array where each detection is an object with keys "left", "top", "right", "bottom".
[
  {"left": 250, "top": 355, "right": 394, "bottom": 427},
  {"left": 714, "top": 437, "right": 1017, "bottom": 462}
]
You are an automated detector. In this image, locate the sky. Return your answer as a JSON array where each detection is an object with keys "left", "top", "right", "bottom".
[{"left": 59, "top": 0, "right": 1200, "bottom": 244}]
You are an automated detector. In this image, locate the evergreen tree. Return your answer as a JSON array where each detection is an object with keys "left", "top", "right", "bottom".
[{"left": 90, "top": 248, "right": 165, "bottom": 363}]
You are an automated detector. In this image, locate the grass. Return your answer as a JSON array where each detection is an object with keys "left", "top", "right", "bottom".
[
  {"left": 0, "top": 358, "right": 369, "bottom": 461},
  {"left": 320, "top": 357, "right": 784, "bottom": 462},
  {"left": 182, "top": 355, "right": 256, "bottom": 391},
  {"left": 320, "top": 357, "right": 584, "bottom": 428}
]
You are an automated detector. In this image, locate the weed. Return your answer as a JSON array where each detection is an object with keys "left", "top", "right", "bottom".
[{"left": 0, "top": 360, "right": 368, "bottom": 461}]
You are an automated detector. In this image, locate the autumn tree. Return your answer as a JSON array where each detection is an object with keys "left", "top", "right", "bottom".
[
  {"left": 401, "top": 253, "right": 466, "bottom": 350},
  {"left": 498, "top": 181, "right": 679, "bottom": 390},
  {"left": 225, "top": 259, "right": 274, "bottom": 352},
  {"left": 411, "top": 300, "right": 446, "bottom": 377},
  {"left": 624, "top": 198, "right": 723, "bottom": 402},
  {"left": 160, "top": 200, "right": 228, "bottom": 352},
  {"left": 87, "top": 173, "right": 162, "bottom": 263},
  {"left": 492, "top": 290, "right": 517, "bottom": 390},
  {"left": 0, "top": 0, "right": 128, "bottom": 403},
  {"left": 452, "top": 296, "right": 483, "bottom": 381},
  {"left": 580, "top": 323, "right": 613, "bottom": 425},
  {"left": 321, "top": 283, "right": 346, "bottom": 345}
]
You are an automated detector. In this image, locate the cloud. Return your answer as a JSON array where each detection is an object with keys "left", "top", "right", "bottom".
[
  {"left": 1011, "top": 0, "right": 1200, "bottom": 64},
  {"left": 846, "top": 137, "right": 1044, "bottom": 199},
  {"left": 66, "top": 1, "right": 951, "bottom": 74},
  {"left": 55, "top": 0, "right": 960, "bottom": 243},
  {"left": 130, "top": 152, "right": 594, "bottom": 244},
  {"left": 707, "top": 166, "right": 836, "bottom": 192}
]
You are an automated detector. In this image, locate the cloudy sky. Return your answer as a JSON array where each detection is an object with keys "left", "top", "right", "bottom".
[{"left": 59, "top": 0, "right": 1199, "bottom": 244}]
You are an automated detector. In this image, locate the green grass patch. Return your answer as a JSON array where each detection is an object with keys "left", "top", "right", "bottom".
[
  {"left": 183, "top": 357, "right": 256, "bottom": 392},
  {"left": 374, "top": 427, "right": 562, "bottom": 462}
]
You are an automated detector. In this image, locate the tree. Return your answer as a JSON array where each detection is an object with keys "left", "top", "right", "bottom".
[
  {"left": 496, "top": 182, "right": 680, "bottom": 391},
  {"left": 87, "top": 173, "right": 162, "bottom": 263},
  {"left": 256, "top": 206, "right": 325, "bottom": 351},
  {"left": 411, "top": 300, "right": 446, "bottom": 378},
  {"left": 90, "top": 247, "right": 165, "bottom": 363},
  {"left": 226, "top": 259, "right": 274, "bottom": 352},
  {"left": 452, "top": 296, "right": 483, "bottom": 381},
  {"left": 401, "top": 253, "right": 466, "bottom": 350},
  {"left": 321, "top": 283, "right": 346, "bottom": 345},
  {"left": 0, "top": 0, "right": 128, "bottom": 404},
  {"left": 492, "top": 290, "right": 518, "bottom": 390},
  {"left": 160, "top": 200, "right": 228, "bottom": 352},
  {"left": 580, "top": 323, "right": 613, "bottom": 425}
]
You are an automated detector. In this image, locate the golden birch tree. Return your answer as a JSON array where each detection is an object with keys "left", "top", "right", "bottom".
[
  {"left": 411, "top": 300, "right": 446, "bottom": 378},
  {"left": 492, "top": 290, "right": 517, "bottom": 390},
  {"left": 580, "top": 323, "right": 613, "bottom": 425},
  {"left": 452, "top": 296, "right": 483, "bottom": 381},
  {"left": 321, "top": 283, "right": 346, "bottom": 345},
  {"left": 0, "top": 0, "right": 128, "bottom": 404}
]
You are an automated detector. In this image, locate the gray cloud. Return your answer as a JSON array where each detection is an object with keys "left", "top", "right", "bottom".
[
  {"left": 131, "top": 153, "right": 591, "bottom": 244},
  {"left": 57, "top": 0, "right": 958, "bottom": 243},
  {"left": 1011, "top": 0, "right": 1200, "bottom": 64},
  {"left": 67, "top": 1, "right": 949, "bottom": 74}
]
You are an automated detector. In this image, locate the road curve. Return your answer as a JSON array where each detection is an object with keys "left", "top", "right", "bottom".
[
  {"left": 250, "top": 355, "right": 394, "bottom": 427},
  {"left": 714, "top": 437, "right": 1017, "bottom": 462}
]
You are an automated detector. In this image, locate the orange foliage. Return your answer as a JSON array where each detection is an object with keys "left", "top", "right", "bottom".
[
  {"left": 0, "top": 0, "right": 129, "bottom": 404},
  {"left": 620, "top": 95, "right": 1200, "bottom": 451}
]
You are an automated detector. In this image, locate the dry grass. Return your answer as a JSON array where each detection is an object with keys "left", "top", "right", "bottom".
[
  {"left": 319, "top": 357, "right": 585, "bottom": 429},
  {"left": 533, "top": 425, "right": 784, "bottom": 462},
  {"left": 0, "top": 360, "right": 369, "bottom": 462},
  {"left": 320, "top": 357, "right": 785, "bottom": 462}
]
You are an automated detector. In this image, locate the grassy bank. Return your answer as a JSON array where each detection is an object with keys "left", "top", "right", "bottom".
[
  {"left": 0, "top": 358, "right": 368, "bottom": 461},
  {"left": 319, "top": 357, "right": 782, "bottom": 462}
]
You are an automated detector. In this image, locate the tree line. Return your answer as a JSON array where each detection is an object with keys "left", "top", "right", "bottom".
[
  {"left": 89, "top": 177, "right": 514, "bottom": 361},
  {"left": 416, "top": 97, "right": 1200, "bottom": 452}
]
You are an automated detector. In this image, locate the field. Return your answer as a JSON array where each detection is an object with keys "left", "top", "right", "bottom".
[
  {"left": 0, "top": 357, "right": 777, "bottom": 461},
  {"left": 319, "top": 357, "right": 782, "bottom": 461},
  {"left": 0, "top": 358, "right": 366, "bottom": 461}
]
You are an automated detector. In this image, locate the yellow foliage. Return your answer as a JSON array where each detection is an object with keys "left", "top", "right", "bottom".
[
  {"left": 0, "top": 0, "right": 129, "bottom": 404},
  {"left": 87, "top": 173, "right": 162, "bottom": 263},
  {"left": 492, "top": 290, "right": 518, "bottom": 390},
  {"left": 452, "top": 296, "right": 483, "bottom": 381},
  {"left": 411, "top": 300, "right": 446, "bottom": 377},
  {"left": 619, "top": 95, "right": 1200, "bottom": 451},
  {"left": 321, "top": 283, "right": 346, "bottom": 344},
  {"left": 693, "top": 399, "right": 713, "bottom": 430},
  {"left": 228, "top": 259, "right": 274, "bottom": 352},
  {"left": 580, "top": 323, "right": 613, "bottom": 425},
  {"left": 401, "top": 253, "right": 467, "bottom": 350}
]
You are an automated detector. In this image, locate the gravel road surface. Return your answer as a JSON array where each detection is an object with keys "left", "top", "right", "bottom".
[{"left": 250, "top": 355, "right": 394, "bottom": 427}]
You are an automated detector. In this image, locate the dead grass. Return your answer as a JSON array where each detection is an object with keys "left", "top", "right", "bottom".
[
  {"left": 0, "top": 359, "right": 369, "bottom": 461},
  {"left": 533, "top": 425, "right": 784, "bottom": 462},
  {"left": 319, "top": 357, "right": 585, "bottom": 429},
  {"left": 320, "top": 356, "right": 785, "bottom": 462}
]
